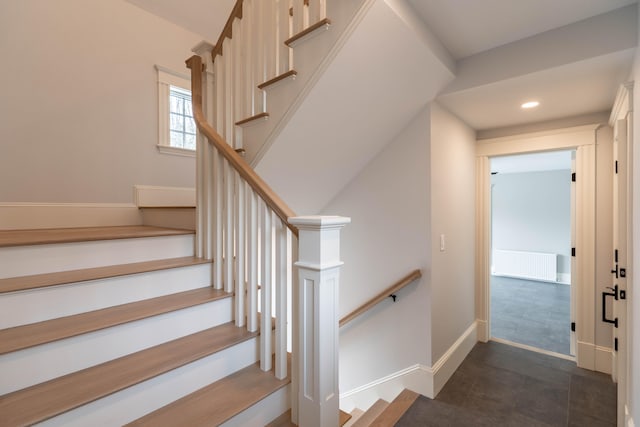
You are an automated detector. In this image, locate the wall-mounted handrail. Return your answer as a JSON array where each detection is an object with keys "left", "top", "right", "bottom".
[
  {"left": 339, "top": 269, "right": 422, "bottom": 327},
  {"left": 186, "top": 55, "right": 298, "bottom": 236}
]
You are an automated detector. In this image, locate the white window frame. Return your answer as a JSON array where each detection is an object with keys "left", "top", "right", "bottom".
[{"left": 155, "top": 65, "right": 195, "bottom": 157}]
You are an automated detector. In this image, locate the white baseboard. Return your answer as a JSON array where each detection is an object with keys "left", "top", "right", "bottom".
[
  {"left": 595, "top": 345, "right": 613, "bottom": 375},
  {"left": 576, "top": 340, "right": 612, "bottom": 374},
  {"left": 476, "top": 319, "right": 489, "bottom": 342},
  {"left": 134, "top": 185, "right": 195, "bottom": 208},
  {"left": 431, "top": 322, "right": 478, "bottom": 396},
  {"left": 626, "top": 404, "right": 634, "bottom": 427},
  {"left": 339, "top": 321, "right": 477, "bottom": 411},
  {"left": 339, "top": 364, "right": 431, "bottom": 412},
  {"left": 0, "top": 203, "right": 142, "bottom": 230},
  {"left": 557, "top": 273, "right": 571, "bottom": 285}
]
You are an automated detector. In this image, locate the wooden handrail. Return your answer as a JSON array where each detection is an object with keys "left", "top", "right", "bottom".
[
  {"left": 212, "top": 0, "right": 244, "bottom": 59},
  {"left": 186, "top": 55, "right": 298, "bottom": 236},
  {"left": 339, "top": 269, "right": 422, "bottom": 327}
]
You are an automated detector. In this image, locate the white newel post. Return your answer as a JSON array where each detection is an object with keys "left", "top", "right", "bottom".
[{"left": 288, "top": 216, "right": 350, "bottom": 427}]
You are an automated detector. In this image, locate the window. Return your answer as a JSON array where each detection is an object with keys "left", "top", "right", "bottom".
[
  {"left": 169, "top": 86, "right": 196, "bottom": 150},
  {"left": 155, "top": 65, "right": 196, "bottom": 157}
]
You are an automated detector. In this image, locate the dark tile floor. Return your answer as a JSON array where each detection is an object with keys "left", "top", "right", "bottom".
[
  {"left": 491, "top": 275, "right": 571, "bottom": 355},
  {"left": 396, "top": 341, "right": 616, "bottom": 426}
]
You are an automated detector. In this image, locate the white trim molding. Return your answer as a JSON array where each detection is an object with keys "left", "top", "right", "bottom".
[
  {"left": 133, "top": 185, "right": 196, "bottom": 208},
  {"left": 625, "top": 404, "right": 634, "bottom": 427},
  {"left": 0, "top": 203, "right": 142, "bottom": 230},
  {"left": 339, "top": 364, "right": 431, "bottom": 413},
  {"left": 155, "top": 65, "right": 195, "bottom": 156},
  {"left": 339, "top": 321, "right": 477, "bottom": 412},
  {"left": 476, "top": 124, "right": 603, "bottom": 372},
  {"left": 156, "top": 144, "right": 196, "bottom": 158},
  {"left": 431, "top": 322, "right": 478, "bottom": 396}
]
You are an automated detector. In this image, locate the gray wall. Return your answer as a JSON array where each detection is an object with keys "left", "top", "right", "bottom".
[{"left": 491, "top": 169, "right": 572, "bottom": 276}]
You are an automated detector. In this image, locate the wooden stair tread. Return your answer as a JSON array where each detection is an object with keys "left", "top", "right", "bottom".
[
  {"left": 351, "top": 399, "right": 389, "bottom": 427},
  {"left": 0, "top": 287, "right": 230, "bottom": 354},
  {"left": 266, "top": 409, "right": 352, "bottom": 426},
  {"left": 0, "top": 256, "right": 210, "bottom": 294},
  {"left": 0, "top": 225, "right": 193, "bottom": 248},
  {"left": 0, "top": 322, "right": 256, "bottom": 426},
  {"left": 126, "top": 357, "right": 291, "bottom": 426},
  {"left": 341, "top": 410, "right": 353, "bottom": 425},
  {"left": 285, "top": 18, "right": 331, "bottom": 47},
  {"left": 370, "top": 389, "right": 419, "bottom": 426}
]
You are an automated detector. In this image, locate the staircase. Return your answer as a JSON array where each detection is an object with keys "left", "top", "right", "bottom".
[
  {"left": 0, "top": 226, "right": 292, "bottom": 426},
  {"left": 0, "top": 0, "right": 453, "bottom": 424},
  {"left": 343, "top": 389, "right": 419, "bottom": 427}
]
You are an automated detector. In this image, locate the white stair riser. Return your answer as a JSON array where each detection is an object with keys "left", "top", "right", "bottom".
[
  {"left": 0, "top": 298, "right": 232, "bottom": 394},
  {"left": 222, "top": 385, "right": 290, "bottom": 427},
  {"left": 0, "top": 235, "right": 194, "bottom": 279},
  {"left": 0, "top": 263, "right": 212, "bottom": 329},
  {"left": 37, "top": 338, "right": 259, "bottom": 427}
]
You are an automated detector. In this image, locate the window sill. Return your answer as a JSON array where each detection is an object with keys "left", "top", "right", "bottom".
[{"left": 157, "top": 144, "right": 196, "bottom": 158}]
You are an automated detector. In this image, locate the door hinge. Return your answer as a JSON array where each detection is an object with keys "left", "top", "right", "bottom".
[
  {"left": 615, "top": 160, "right": 619, "bottom": 174},
  {"left": 571, "top": 322, "right": 576, "bottom": 332},
  {"left": 615, "top": 337, "right": 618, "bottom": 352},
  {"left": 571, "top": 172, "right": 576, "bottom": 182},
  {"left": 571, "top": 248, "right": 576, "bottom": 257}
]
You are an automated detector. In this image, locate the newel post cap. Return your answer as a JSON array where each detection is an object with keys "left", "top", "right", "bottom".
[
  {"left": 288, "top": 215, "right": 351, "bottom": 230},
  {"left": 289, "top": 216, "right": 350, "bottom": 271}
]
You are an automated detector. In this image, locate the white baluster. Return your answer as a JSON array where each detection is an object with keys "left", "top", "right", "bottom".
[
  {"left": 276, "top": 0, "right": 291, "bottom": 74},
  {"left": 213, "top": 149, "right": 223, "bottom": 289},
  {"left": 247, "top": 188, "right": 259, "bottom": 332},
  {"left": 232, "top": 16, "right": 243, "bottom": 141},
  {"left": 292, "top": 0, "right": 305, "bottom": 34},
  {"left": 242, "top": 0, "right": 254, "bottom": 118},
  {"left": 307, "top": 0, "right": 324, "bottom": 25},
  {"left": 223, "top": 38, "right": 234, "bottom": 144},
  {"left": 253, "top": 0, "right": 266, "bottom": 113},
  {"left": 224, "top": 160, "right": 234, "bottom": 293},
  {"left": 235, "top": 177, "right": 246, "bottom": 327},
  {"left": 263, "top": 0, "right": 276, "bottom": 81},
  {"left": 289, "top": 216, "right": 350, "bottom": 427},
  {"left": 260, "top": 204, "right": 274, "bottom": 371},
  {"left": 214, "top": 54, "right": 226, "bottom": 138},
  {"left": 275, "top": 219, "right": 291, "bottom": 380}
]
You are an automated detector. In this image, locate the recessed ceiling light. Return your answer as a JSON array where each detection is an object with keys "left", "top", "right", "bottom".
[{"left": 521, "top": 101, "right": 540, "bottom": 109}]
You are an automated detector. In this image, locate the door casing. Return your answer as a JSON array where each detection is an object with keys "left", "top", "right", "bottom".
[{"left": 475, "top": 124, "right": 607, "bottom": 371}]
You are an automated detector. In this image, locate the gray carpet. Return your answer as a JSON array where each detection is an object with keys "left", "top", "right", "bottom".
[
  {"left": 490, "top": 275, "right": 570, "bottom": 355},
  {"left": 396, "top": 341, "right": 616, "bottom": 426}
]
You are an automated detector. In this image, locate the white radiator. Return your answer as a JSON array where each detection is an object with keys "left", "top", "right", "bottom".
[{"left": 492, "top": 249, "right": 557, "bottom": 282}]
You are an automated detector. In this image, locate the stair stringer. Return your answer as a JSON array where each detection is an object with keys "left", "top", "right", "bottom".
[
  {"left": 255, "top": 0, "right": 456, "bottom": 214},
  {"left": 242, "top": 0, "right": 374, "bottom": 165}
]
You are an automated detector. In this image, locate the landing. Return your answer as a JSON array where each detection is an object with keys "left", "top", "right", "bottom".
[{"left": 396, "top": 341, "right": 616, "bottom": 426}]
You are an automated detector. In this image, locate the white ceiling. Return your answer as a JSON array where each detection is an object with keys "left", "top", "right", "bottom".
[
  {"left": 125, "top": 0, "right": 234, "bottom": 42},
  {"left": 491, "top": 150, "right": 573, "bottom": 174},
  {"left": 438, "top": 49, "right": 635, "bottom": 130},
  {"left": 407, "top": 0, "right": 637, "bottom": 59}
]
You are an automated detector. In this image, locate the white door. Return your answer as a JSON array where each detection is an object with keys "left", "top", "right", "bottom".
[{"left": 611, "top": 118, "right": 629, "bottom": 426}]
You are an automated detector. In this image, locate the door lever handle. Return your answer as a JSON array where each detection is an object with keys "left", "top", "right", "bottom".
[{"left": 602, "top": 285, "right": 619, "bottom": 328}]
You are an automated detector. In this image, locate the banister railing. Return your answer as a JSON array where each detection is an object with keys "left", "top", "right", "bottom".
[
  {"left": 207, "top": 0, "right": 329, "bottom": 163},
  {"left": 187, "top": 1, "right": 349, "bottom": 425},
  {"left": 340, "top": 269, "right": 422, "bottom": 327},
  {"left": 186, "top": 55, "right": 298, "bottom": 235}
]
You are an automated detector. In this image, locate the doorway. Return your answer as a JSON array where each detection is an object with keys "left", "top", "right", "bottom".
[{"left": 489, "top": 150, "right": 575, "bottom": 357}]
